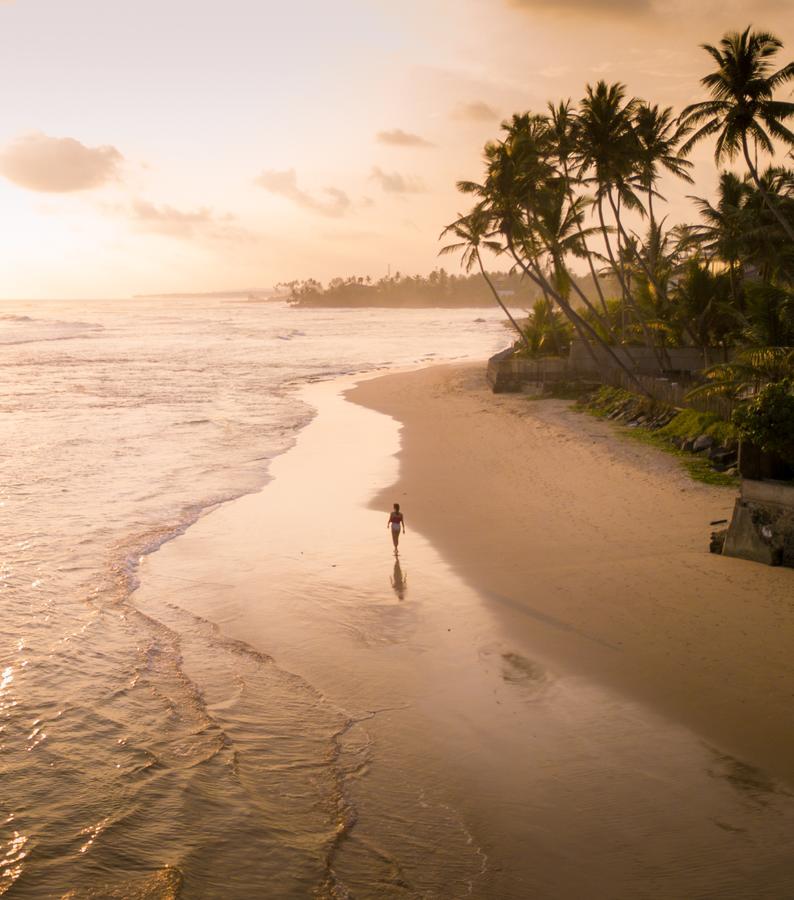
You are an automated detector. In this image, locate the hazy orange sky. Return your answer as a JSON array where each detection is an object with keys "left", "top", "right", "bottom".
[{"left": 0, "top": 0, "right": 792, "bottom": 298}]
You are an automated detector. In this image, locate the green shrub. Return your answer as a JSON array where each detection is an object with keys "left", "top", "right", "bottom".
[{"left": 732, "top": 379, "right": 794, "bottom": 458}]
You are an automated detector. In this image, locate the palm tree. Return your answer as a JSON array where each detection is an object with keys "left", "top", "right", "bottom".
[
  {"left": 438, "top": 209, "right": 530, "bottom": 350},
  {"left": 548, "top": 99, "right": 610, "bottom": 316},
  {"left": 632, "top": 102, "right": 694, "bottom": 239},
  {"left": 523, "top": 297, "right": 572, "bottom": 357},
  {"left": 739, "top": 167, "right": 794, "bottom": 281},
  {"left": 742, "top": 280, "right": 794, "bottom": 347},
  {"left": 689, "top": 347, "right": 794, "bottom": 399},
  {"left": 672, "top": 259, "right": 740, "bottom": 363},
  {"left": 690, "top": 171, "right": 747, "bottom": 306},
  {"left": 494, "top": 113, "right": 622, "bottom": 343},
  {"left": 458, "top": 131, "right": 650, "bottom": 391},
  {"left": 680, "top": 26, "right": 794, "bottom": 242},
  {"left": 577, "top": 81, "right": 672, "bottom": 368},
  {"left": 576, "top": 81, "right": 641, "bottom": 299}
]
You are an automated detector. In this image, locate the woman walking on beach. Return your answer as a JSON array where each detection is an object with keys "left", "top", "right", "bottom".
[{"left": 388, "top": 503, "right": 405, "bottom": 554}]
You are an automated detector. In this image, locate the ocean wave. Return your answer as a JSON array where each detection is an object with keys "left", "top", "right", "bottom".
[{"left": 1, "top": 298, "right": 509, "bottom": 893}]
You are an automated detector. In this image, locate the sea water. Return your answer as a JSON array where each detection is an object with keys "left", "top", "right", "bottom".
[{"left": 0, "top": 297, "right": 509, "bottom": 896}]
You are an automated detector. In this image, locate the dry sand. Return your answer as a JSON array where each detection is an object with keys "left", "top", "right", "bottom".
[{"left": 348, "top": 362, "right": 794, "bottom": 786}]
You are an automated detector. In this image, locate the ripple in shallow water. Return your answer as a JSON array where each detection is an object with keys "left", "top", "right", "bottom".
[{"left": 1, "top": 297, "right": 508, "bottom": 894}]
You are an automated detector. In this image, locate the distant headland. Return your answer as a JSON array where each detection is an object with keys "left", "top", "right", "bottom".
[{"left": 280, "top": 269, "right": 611, "bottom": 309}]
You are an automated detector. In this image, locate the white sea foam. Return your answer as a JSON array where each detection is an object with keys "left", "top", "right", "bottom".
[{"left": 0, "top": 296, "right": 508, "bottom": 895}]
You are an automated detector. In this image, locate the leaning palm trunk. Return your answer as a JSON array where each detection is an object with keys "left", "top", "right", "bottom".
[
  {"left": 538, "top": 285, "right": 562, "bottom": 355},
  {"left": 604, "top": 190, "right": 670, "bottom": 373},
  {"left": 566, "top": 273, "right": 627, "bottom": 347},
  {"left": 596, "top": 196, "right": 633, "bottom": 345},
  {"left": 506, "top": 237, "right": 651, "bottom": 396},
  {"left": 742, "top": 135, "right": 794, "bottom": 243},
  {"left": 475, "top": 251, "right": 531, "bottom": 352},
  {"left": 596, "top": 196, "right": 630, "bottom": 307},
  {"left": 646, "top": 187, "right": 658, "bottom": 272},
  {"left": 606, "top": 189, "right": 668, "bottom": 304},
  {"left": 561, "top": 159, "right": 610, "bottom": 318}
]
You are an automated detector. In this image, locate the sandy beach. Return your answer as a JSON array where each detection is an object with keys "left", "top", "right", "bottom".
[
  {"left": 350, "top": 363, "right": 794, "bottom": 785},
  {"left": 129, "top": 360, "right": 794, "bottom": 897}
]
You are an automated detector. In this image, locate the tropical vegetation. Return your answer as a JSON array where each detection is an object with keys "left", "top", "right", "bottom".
[
  {"left": 280, "top": 267, "right": 611, "bottom": 311},
  {"left": 442, "top": 26, "right": 794, "bottom": 457}
]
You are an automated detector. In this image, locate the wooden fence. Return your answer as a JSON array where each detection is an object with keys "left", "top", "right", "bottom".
[{"left": 597, "top": 368, "right": 736, "bottom": 419}]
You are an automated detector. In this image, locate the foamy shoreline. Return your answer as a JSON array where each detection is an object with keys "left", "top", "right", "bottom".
[{"left": 125, "top": 363, "right": 794, "bottom": 896}]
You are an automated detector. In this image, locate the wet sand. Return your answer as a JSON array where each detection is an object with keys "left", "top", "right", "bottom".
[
  {"left": 349, "top": 363, "right": 794, "bottom": 786},
  {"left": 132, "top": 366, "right": 794, "bottom": 898}
]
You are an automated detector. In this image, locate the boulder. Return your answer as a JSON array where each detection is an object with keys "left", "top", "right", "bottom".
[
  {"left": 709, "top": 447, "right": 738, "bottom": 468},
  {"left": 692, "top": 434, "right": 714, "bottom": 453}
]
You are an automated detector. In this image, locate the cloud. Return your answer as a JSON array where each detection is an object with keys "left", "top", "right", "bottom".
[
  {"left": 370, "top": 167, "right": 426, "bottom": 195},
  {"left": 510, "top": 0, "right": 750, "bottom": 17},
  {"left": 130, "top": 200, "right": 251, "bottom": 241},
  {"left": 0, "top": 132, "right": 123, "bottom": 192},
  {"left": 254, "top": 168, "right": 350, "bottom": 217},
  {"left": 507, "top": 0, "right": 652, "bottom": 11},
  {"left": 453, "top": 101, "right": 499, "bottom": 122},
  {"left": 376, "top": 128, "right": 434, "bottom": 148}
]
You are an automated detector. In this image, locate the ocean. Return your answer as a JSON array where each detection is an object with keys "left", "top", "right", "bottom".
[{"left": 0, "top": 298, "right": 509, "bottom": 897}]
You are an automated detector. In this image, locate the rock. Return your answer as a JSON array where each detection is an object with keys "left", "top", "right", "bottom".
[
  {"left": 692, "top": 434, "right": 714, "bottom": 453},
  {"left": 710, "top": 529, "right": 727, "bottom": 554},
  {"left": 710, "top": 448, "right": 738, "bottom": 468},
  {"left": 682, "top": 438, "right": 695, "bottom": 452}
]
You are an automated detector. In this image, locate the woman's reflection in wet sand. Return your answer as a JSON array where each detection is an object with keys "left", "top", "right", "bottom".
[{"left": 390, "top": 559, "right": 407, "bottom": 600}]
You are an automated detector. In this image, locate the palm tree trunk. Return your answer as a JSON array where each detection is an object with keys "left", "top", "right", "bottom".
[
  {"left": 507, "top": 238, "right": 652, "bottom": 397},
  {"left": 538, "top": 291, "right": 562, "bottom": 356},
  {"left": 567, "top": 272, "right": 626, "bottom": 347},
  {"left": 728, "top": 261, "right": 741, "bottom": 311},
  {"left": 596, "top": 195, "right": 631, "bottom": 326},
  {"left": 647, "top": 187, "right": 657, "bottom": 272},
  {"left": 561, "top": 159, "right": 610, "bottom": 318},
  {"left": 607, "top": 189, "right": 667, "bottom": 302},
  {"left": 475, "top": 252, "right": 531, "bottom": 352},
  {"left": 742, "top": 135, "right": 794, "bottom": 243},
  {"left": 606, "top": 189, "right": 670, "bottom": 373}
]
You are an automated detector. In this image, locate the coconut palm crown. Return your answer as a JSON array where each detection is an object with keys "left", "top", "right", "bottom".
[{"left": 679, "top": 26, "right": 794, "bottom": 239}]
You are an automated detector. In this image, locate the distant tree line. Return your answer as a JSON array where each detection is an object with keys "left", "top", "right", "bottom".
[{"left": 280, "top": 268, "right": 614, "bottom": 309}]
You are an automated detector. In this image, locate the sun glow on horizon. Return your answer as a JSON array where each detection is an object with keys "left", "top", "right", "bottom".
[{"left": 0, "top": 0, "right": 791, "bottom": 299}]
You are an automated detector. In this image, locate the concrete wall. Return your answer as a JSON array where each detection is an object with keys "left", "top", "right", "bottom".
[
  {"left": 486, "top": 345, "right": 735, "bottom": 418},
  {"left": 486, "top": 349, "right": 571, "bottom": 393},
  {"left": 723, "top": 479, "right": 794, "bottom": 567}
]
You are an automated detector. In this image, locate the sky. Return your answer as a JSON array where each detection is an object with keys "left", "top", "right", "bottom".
[{"left": 0, "top": 0, "right": 792, "bottom": 298}]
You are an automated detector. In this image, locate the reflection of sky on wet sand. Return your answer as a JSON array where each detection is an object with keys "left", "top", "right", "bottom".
[{"left": 134, "top": 376, "right": 794, "bottom": 898}]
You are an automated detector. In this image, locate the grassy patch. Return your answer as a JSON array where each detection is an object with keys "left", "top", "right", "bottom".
[
  {"left": 681, "top": 456, "right": 739, "bottom": 487},
  {"left": 657, "top": 408, "right": 738, "bottom": 447},
  {"left": 620, "top": 427, "right": 739, "bottom": 486},
  {"left": 577, "top": 386, "right": 739, "bottom": 487}
]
